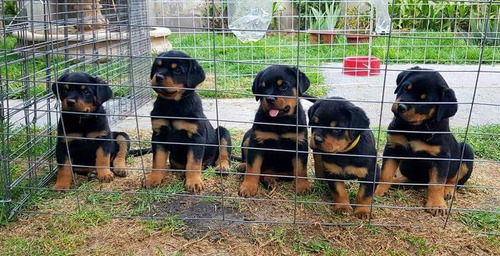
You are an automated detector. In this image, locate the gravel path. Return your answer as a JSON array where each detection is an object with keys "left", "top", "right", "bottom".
[
  {"left": 5, "top": 64, "right": 498, "bottom": 131},
  {"left": 114, "top": 63, "right": 500, "bottom": 131}
]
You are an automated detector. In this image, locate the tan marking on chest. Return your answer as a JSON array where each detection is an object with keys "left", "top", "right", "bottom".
[
  {"left": 254, "top": 130, "right": 279, "bottom": 143},
  {"left": 323, "top": 162, "right": 343, "bottom": 175},
  {"left": 152, "top": 119, "right": 170, "bottom": 135},
  {"left": 409, "top": 140, "right": 441, "bottom": 156},
  {"left": 323, "top": 163, "right": 368, "bottom": 178},
  {"left": 280, "top": 132, "right": 306, "bottom": 143},
  {"left": 344, "top": 166, "right": 369, "bottom": 178},
  {"left": 387, "top": 134, "right": 409, "bottom": 148},
  {"left": 172, "top": 120, "right": 198, "bottom": 138},
  {"left": 87, "top": 130, "right": 108, "bottom": 138}
]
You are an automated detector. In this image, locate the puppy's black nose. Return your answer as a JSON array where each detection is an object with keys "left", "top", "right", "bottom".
[
  {"left": 155, "top": 74, "right": 165, "bottom": 82},
  {"left": 265, "top": 97, "right": 276, "bottom": 105},
  {"left": 397, "top": 103, "right": 408, "bottom": 113},
  {"left": 67, "top": 98, "right": 76, "bottom": 106},
  {"left": 314, "top": 135, "right": 323, "bottom": 145}
]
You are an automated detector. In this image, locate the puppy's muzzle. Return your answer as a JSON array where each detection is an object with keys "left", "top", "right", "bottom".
[
  {"left": 67, "top": 98, "right": 76, "bottom": 107},
  {"left": 314, "top": 135, "right": 323, "bottom": 145},
  {"left": 397, "top": 103, "right": 408, "bottom": 113}
]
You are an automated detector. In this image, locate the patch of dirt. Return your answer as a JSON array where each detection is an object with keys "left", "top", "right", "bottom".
[{"left": 151, "top": 197, "right": 252, "bottom": 241}]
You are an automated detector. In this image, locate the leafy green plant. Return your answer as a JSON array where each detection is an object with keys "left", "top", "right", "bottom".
[
  {"left": 308, "top": 2, "right": 341, "bottom": 31},
  {"left": 460, "top": 9, "right": 500, "bottom": 46},
  {"left": 389, "top": 0, "right": 499, "bottom": 33},
  {"left": 324, "top": 1, "right": 341, "bottom": 30},
  {"left": 3, "top": 1, "right": 18, "bottom": 17},
  {"left": 270, "top": 2, "right": 284, "bottom": 31},
  {"left": 205, "top": 1, "right": 227, "bottom": 29},
  {"left": 345, "top": 5, "right": 371, "bottom": 33},
  {"left": 309, "top": 6, "right": 326, "bottom": 31}
]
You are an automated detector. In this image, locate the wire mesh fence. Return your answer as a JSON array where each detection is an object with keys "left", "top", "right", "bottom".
[{"left": 1, "top": 0, "right": 499, "bottom": 233}]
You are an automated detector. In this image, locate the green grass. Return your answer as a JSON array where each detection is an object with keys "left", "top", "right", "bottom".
[
  {"left": 3, "top": 31, "right": 500, "bottom": 100},
  {"left": 142, "top": 214, "right": 184, "bottom": 236},
  {"left": 296, "top": 238, "right": 348, "bottom": 256},
  {"left": 455, "top": 125, "right": 500, "bottom": 161},
  {"left": 1, "top": 36, "right": 131, "bottom": 99},
  {"left": 456, "top": 210, "right": 500, "bottom": 233},
  {"left": 168, "top": 32, "right": 500, "bottom": 98},
  {"left": 0, "top": 208, "right": 110, "bottom": 255},
  {"left": 402, "top": 234, "right": 437, "bottom": 256}
]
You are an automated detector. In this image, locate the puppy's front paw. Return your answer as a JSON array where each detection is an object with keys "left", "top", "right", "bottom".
[
  {"left": 425, "top": 200, "right": 448, "bottom": 216},
  {"left": 144, "top": 171, "right": 165, "bottom": 189},
  {"left": 333, "top": 204, "right": 353, "bottom": 214},
  {"left": 185, "top": 177, "right": 204, "bottom": 193},
  {"left": 374, "top": 185, "right": 390, "bottom": 197},
  {"left": 236, "top": 163, "right": 246, "bottom": 173},
  {"left": 354, "top": 206, "right": 371, "bottom": 219},
  {"left": 112, "top": 166, "right": 128, "bottom": 177},
  {"left": 53, "top": 182, "right": 71, "bottom": 190},
  {"left": 239, "top": 181, "right": 258, "bottom": 197},
  {"left": 214, "top": 162, "right": 230, "bottom": 174},
  {"left": 296, "top": 179, "right": 312, "bottom": 195},
  {"left": 97, "top": 169, "right": 114, "bottom": 183},
  {"left": 444, "top": 187, "right": 455, "bottom": 201}
]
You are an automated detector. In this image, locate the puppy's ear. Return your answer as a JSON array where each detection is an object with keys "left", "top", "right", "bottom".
[
  {"left": 91, "top": 75, "right": 112, "bottom": 104},
  {"left": 307, "top": 101, "right": 320, "bottom": 123},
  {"left": 348, "top": 106, "right": 370, "bottom": 140},
  {"left": 395, "top": 66, "right": 422, "bottom": 94},
  {"left": 289, "top": 67, "right": 310, "bottom": 96},
  {"left": 395, "top": 70, "right": 411, "bottom": 94},
  {"left": 252, "top": 70, "right": 264, "bottom": 101},
  {"left": 150, "top": 60, "right": 156, "bottom": 80},
  {"left": 52, "top": 72, "right": 70, "bottom": 97},
  {"left": 186, "top": 58, "right": 205, "bottom": 88},
  {"left": 436, "top": 87, "right": 458, "bottom": 121}
]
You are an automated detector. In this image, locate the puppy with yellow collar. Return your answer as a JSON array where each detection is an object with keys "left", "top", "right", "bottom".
[{"left": 308, "top": 97, "right": 380, "bottom": 219}]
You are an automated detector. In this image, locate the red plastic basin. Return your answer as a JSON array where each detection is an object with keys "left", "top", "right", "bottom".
[{"left": 343, "top": 56, "right": 380, "bottom": 76}]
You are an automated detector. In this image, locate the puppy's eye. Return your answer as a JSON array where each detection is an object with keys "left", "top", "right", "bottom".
[
  {"left": 279, "top": 83, "right": 288, "bottom": 91},
  {"left": 330, "top": 128, "right": 343, "bottom": 134},
  {"left": 83, "top": 89, "right": 91, "bottom": 95},
  {"left": 173, "top": 69, "right": 181, "bottom": 75}
]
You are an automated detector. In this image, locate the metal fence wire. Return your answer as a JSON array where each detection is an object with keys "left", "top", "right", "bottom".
[{"left": 1, "top": 0, "right": 499, "bottom": 231}]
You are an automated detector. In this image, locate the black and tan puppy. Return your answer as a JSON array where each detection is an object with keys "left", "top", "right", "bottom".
[
  {"left": 308, "top": 97, "right": 379, "bottom": 219},
  {"left": 144, "top": 51, "right": 232, "bottom": 193},
  {"left": 374, "top": 67, "right": 474, "bottom": 216},
  {"left": 52, "top": 72, "right": 130, "bottom": 189},
  {"left": 238, "top": 65, "right": 311, "bottom": 197}
]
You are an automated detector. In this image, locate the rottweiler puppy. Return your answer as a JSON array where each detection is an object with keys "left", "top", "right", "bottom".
[
  {"left": 237, "top": 65, "right": 311, "bottom": 197},
  {"left": 374, "top": 67, "right": 474, "bottom": 216},
  {"left": 144, "top": 51, "right": 232, "bottom": 193},
  {"left": 308, "top": 97, "right": 379, "bottom": 219},
  {"left": 52, "top": 72, "right": 131, "bottom": 189}
]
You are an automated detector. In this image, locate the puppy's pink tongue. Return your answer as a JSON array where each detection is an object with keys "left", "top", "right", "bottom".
[{"left": 269, "top": 109, "right": 279, "bottom": 117}]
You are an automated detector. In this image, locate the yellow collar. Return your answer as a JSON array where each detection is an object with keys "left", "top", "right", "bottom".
[{"left": 341, "top": 135, "right": 361, "bottom": 152}]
